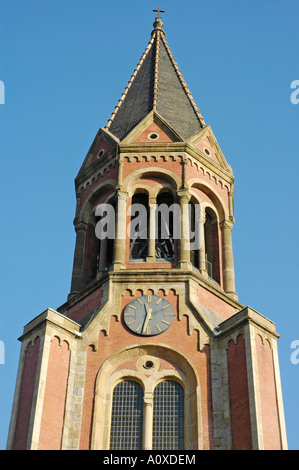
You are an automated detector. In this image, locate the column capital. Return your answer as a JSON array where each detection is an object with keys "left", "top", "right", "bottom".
[
  {"left": 116, "top": 188, "right": 128, "bottom": 201},
  {"left": 181, "top": 155, "right": 189, "bottom": 190},
  {"left": 220, "top": 219, "right": 234, "bottom": 231},
  {"left": 148, "top": 197, "right": 157, "bottom": 206},
  {"left": 177, "top": 188, "right": 191, "bottom": 202},
  {"left": 143, "top": 397, "right": 153, "bottom": 407},
  {"left": 73, "top": 219, "right": 88, "bottom": 233}
]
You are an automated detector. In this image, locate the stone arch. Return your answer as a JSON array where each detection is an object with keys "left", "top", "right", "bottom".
[
  {"left": 154, "top": 184, "right": 176, "bottom": 198},
  {"left": 79, "top": 179, "right": 118, "bottom": 224},
  {"left": 122, "top": 167, "right": 181, "bottom": 194},
  {"left": 24, "top": 335, "right": 40, "bottom": 352},
  {"left": 188, "top": 179, "right": 228, "bottom": 222},
  {"left": 129, "top": 185, "right": 150, "bottom": 197}
]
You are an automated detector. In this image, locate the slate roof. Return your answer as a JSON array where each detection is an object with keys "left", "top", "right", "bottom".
[{"left": 105, "top": 17, "right": 206, "bottom": 141}]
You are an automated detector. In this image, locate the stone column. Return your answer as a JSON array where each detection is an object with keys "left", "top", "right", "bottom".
[
  {"left": 117, "top": 155, "right": 124, "bottom": 187},
  {"left": 198, "top": 205, "right": 208, "bottom": 277},
  {"left": 177, "top": 189, "right": 192, "bottom": 269},
  {"left": 112, "top": 190, "right": 127, "bottom": 269},
  {"left": 70, "top": 219, "right": 88, "bottom": 296},
  {"left": 220, "top": 220, "right": 237, "bottom": 299},
  {"left": 143, "top": 394, "right": 153, "bottom": 450},
  {"left": 182, "top": 156, "right": 188, "bottom": 189},
  {"left": 146, "top": 198, "right": 157, "bottom": 262}
]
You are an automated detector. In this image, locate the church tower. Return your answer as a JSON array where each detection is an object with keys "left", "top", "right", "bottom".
[{"left": 7, "top": 13, "right": 287, "bottom": 451}]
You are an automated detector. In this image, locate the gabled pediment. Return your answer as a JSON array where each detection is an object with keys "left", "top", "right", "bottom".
[
  {"left": 77, "top": 127, "right": 119, "bottom": 176},
  {"left": 187, "top": 125, "right": 232, "bottom": 173},
  {"left": 121, "top": 111, "right": 184, "bottom": 144}
]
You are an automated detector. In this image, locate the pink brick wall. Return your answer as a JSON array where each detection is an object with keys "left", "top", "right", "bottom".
[{"left": 13, "top": 338, "right": 40, "bottom": 450}]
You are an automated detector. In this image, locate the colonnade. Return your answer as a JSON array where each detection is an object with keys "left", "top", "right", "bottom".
[{"left": 70, "top": 186, "right": 237, "bottom": 300}]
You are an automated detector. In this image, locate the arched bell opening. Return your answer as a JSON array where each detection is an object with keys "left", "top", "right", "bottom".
[
  {"left": 155, "top": 191, "right": 175, "bottom": 260},
  {"left": 84, "top": 194, "right": 117, "bottom": 285},
  {"left": 204, "top": 207, "right": 221, "bottom": 284},
  {"left": 96, "top": 196, "right": 117, "bottom": 274},
  {"left": 129, "top": 193, "right": 149, "bottom": 261}
]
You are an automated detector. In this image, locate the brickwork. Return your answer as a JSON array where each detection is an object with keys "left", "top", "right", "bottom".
[
  {"left": 121, "top": 155, "right": 183, "bottom": 190},
  {"left": 78, "top": 170, "right": 118, "bottom": 212},
  {"left": 38, "top": 337, "right": 70, "bottom": 450},
  {"left": 88, "top": 138, "right": 114, "bottom": 167},
  {"left": 133, "top": 121, "right": 175, "bottom": 143},
  {"left": 256, "top": 334, "right": 282, "bottom": 449},
  {"left": 12, "top": 338, "right": 40, "bottom": 450},
  {"left": 67, "top": 286, "right": 103, "bottom": 323},
  {"left": 186, "top": 160, "right": 230, "bottom": 213},
  {"left": 79, "top": 291, "right": 214, "bottom": 450},
  {"left": 227, "top": 335, "right": 252, "bottom": 450},
  {"left": 197, "top": 284, "right": 237, "bottom": 320},
  {"left": 195, "top": 136, "right": 220, "bottom": 166}
]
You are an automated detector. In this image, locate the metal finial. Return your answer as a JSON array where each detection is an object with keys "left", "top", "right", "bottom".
[{"left": 153, "top": 7, "right": 165, "bottom": 18}]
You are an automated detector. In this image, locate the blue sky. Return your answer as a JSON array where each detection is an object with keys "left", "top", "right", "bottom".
[{"left": 0, "top": 0, "right": 298, "bottom": 450}]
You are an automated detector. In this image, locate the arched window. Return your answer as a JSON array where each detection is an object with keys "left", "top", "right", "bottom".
[
  {"left": 152, "top": 380, "right": 185, "bottom": 450},
  {"left": 156, "top": 192, "right": 174, "bottom": 259},
  {"left": 130, "top": 193, "right": 149, "bottom": 260},
  {"left": 110, "top": 380, "right": 144, "bottom": 450},
  {"left": 204, "top": 208, "right": 220, "bottom": 284}
]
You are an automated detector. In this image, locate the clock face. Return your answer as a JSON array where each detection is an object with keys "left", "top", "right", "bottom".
[{"left": 123, "top": 295, "right": 175, "bottom": 336}]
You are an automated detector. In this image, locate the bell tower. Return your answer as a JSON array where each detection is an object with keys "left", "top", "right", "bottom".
[{"left": 7, "top": 13, "right": 287, "bottom": 451}]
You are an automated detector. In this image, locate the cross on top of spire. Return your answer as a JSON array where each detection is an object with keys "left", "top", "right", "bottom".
[
  {"left": 153, "top": 7, "right": 165, "bottom": 18},
  {"left": 152, "top": 7, "right": 165, "bottom": 32}
]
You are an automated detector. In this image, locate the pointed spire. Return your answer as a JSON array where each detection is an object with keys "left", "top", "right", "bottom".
[{"left": 105, "top": 14, "right": 205, "bottom": 141}]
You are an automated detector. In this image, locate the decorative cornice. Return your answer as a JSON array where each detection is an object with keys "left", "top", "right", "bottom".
[
  {"left": 217, "top": 307, "right": 279, "bottom": 342},
  {"left": 18, "top": 308, "right": 81, "bottom": 343},
  {"left": 59, "top": 267, "right": 243, "bottom": 318},
  {"left": 119, "top": 142, "right": 234, "bottom": 185},
  {"left": 75, "top": 155, "right": 118, "bottom": 194}
]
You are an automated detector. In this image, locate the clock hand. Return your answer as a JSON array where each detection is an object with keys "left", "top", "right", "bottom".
[{"left": 142, "top": 305, "right": 152, "bottom": 333}]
